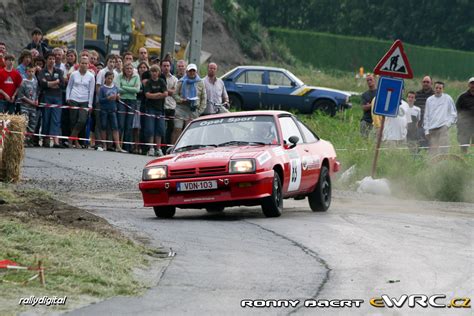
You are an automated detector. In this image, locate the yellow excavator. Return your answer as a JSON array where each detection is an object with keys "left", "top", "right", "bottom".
[{"left": 44, "top": 0, "right": 186, "bottom": 60}]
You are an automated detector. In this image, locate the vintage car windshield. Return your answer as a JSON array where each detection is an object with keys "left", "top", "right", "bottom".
[
  {"left": 284, "top": 69, "right": 304, "bottom": 86},
  {"left": 174, "top": 115, "right": 279, "bottom": 152}
]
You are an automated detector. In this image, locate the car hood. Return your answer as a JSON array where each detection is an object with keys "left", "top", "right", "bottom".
[
  {"left": 145, "top": 146, "right": 268, "bottom": 169},
  {"left": 305, "top": 85, "right": 352, "bottom": 97}
]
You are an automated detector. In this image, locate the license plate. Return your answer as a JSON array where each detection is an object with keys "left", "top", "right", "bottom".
[{"left": 177, "top": 180, "right": 218, "bottom": 192}]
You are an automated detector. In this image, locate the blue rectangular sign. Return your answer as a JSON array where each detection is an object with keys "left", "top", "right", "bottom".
[{"left": 373, "top": 77, "right": 404, "bottom": 117}]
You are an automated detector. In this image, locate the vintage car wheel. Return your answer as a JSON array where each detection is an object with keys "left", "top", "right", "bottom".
[
  {"left": 206, "top": 206, "right": 225, "bottom": 213},
  {"left": 314, "top": 99, "right": 337, "bottom": 117},
  {"left": 229, "top": 94, "right": 242, "bottom": 111},
  {"left": 261, "top": 173, "right": 283, "bottom": 217},
  {"left": 153, "top": 206, "right": 176, "bottom": 218},
  {"left": 308, "top": 166, "right": 331, "bottom": 212}
]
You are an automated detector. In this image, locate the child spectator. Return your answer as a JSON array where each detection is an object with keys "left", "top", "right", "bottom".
[
  {"left": 17, "top": 65, "right": 39, "bottom": 146},
  {"left": 406, "top": 91, "right": 421, "bottom": 152},
  {"left": 99, "top": 72, "right": 126, "bottom": 152},
  {"left": 0, "top": 54, "right": 22, "bottom": 114},
  {"left": 144, "top": 65, "right": 168, "bottom": 156},
  {"left": 17, "top": 49, "right": 33, "bottom": 79}
]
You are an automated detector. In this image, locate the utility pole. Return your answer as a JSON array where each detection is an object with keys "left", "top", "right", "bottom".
[
  {"left": 76, "top": 0, "right": 87, "bottom": 53},
  {"left": 161, "top": 0, "right": 179, "bottom": 60},
  {"left": 188, "top": 0, "right": 204, "bottom": 66}
]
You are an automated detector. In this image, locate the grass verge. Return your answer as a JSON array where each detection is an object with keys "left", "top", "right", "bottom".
[
  {"left": 0, "top": 186, "right": 154, "bottom": 315},
  {"left": 298, "top": 109, "right": 474, "bottom": 203}
]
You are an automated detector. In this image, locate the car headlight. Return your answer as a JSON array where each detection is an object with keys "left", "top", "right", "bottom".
[
  {"left": 229, "top": 159, "right": 256, "bottom": 174},
  {"left": 142, "top": 166, "right": 167, "bottom": 180}
]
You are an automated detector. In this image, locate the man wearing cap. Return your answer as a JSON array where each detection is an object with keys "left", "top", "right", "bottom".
[
  {"left": 455, "top": 77, "right": 474, "bottom": 153},
  {"left": 25, "top": 28, "right": 49, "bottom": 57},
  {"left": 423, "top": 81, "right": 457, "bottom": 155},
  {"left": 171, "top": 63, "right": 206, "bottom": 144}
]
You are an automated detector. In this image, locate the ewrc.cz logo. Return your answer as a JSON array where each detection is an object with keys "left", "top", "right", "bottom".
[{"left": 370, "top": 294, "right": 471, "bottom": 308}]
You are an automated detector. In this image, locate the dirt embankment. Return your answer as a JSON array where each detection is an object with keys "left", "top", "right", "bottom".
[
  {"left": 0, "top": 0, "right": 245, "bottom": 68},
  {"left": 0, "top": 190, "right": 117, "bottom": 235}
]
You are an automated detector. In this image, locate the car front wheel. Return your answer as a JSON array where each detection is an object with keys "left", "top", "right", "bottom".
[
  {"left": 308, "top": 166, "right": 331, "bottom": 212},
  {"left": 314, "top": 99, "right": 337, "bottom": 117},
  {"left": 153, "top": 206, "right": 176, "bottom": 218},
  {"left": 261, "top": 172, "right": 283, "bottom": 217}
]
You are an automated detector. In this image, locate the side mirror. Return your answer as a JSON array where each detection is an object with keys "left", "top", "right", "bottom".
[
  {"left": 166, "top": 146, "right": 174, "bottom": 155},
  {"left": 291, "top": 81, "right": 297, "bottom": 87},
  {"left": 288, "top": 136, "right": 299, "bottom": 149}
]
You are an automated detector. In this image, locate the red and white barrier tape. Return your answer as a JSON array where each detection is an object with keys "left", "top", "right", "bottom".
[
  {"left": 12, "top": 130, "right": 170, "bottom": 148},
  {"left": 0, "top": 119, "right": 11, "bottom": 146},
  {"left": 30, "top": 101, "right": 177, "bottom": 121}
]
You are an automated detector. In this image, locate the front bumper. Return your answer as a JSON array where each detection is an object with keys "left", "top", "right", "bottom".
[{"left": 139, "top": 170, "right": 275, "bottom": 208}]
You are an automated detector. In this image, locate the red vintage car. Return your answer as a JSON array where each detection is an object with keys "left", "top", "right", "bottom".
[{"left": 139, "top": 111, "right": 340, "bottom": 218}]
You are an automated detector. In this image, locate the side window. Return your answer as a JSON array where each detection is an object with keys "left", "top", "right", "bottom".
[
  {"left": 236, "top": 71, "right": 265, "bottom": 85},
  {"left": 297, "top": 121, "right": 318, "bottom": 143},
  {"left": 269, "top": 71, "right": 292, "bottom": 86},
  {"left": 279, "top": 116, "right": 303, "bottom": 144}
]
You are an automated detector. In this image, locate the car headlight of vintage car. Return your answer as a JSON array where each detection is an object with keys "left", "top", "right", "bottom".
[
  {"left": 142, "top": 166, "right": 167, "bottom": 180},
  {"left": 229, "top": 159, "right": 256, "bottom": 174}
]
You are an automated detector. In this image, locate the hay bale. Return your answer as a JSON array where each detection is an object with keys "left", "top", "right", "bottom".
[{"left": 0, "top": 114, "right": 26, "bottom": 183}]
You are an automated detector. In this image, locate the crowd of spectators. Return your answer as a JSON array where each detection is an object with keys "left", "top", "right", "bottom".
[
  {"left": 0, "top": 28, "right": 230, "bottom": 156},
  {"left": 359, "top": 74, "right": 473, "bottom": 155}
]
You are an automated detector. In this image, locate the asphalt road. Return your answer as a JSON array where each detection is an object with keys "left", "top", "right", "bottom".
[{"left": 21, "top": 148, "right": 473, "bottom": 316}]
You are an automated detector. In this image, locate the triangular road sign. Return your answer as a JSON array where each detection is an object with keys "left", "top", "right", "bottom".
[{"left": 374, "top": 40, "right": 413, "bottom": 79}]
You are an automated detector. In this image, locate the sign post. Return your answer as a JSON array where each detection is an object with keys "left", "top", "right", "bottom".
[{"left": 371, "top": 40, "right": 413, "bottom": 178}]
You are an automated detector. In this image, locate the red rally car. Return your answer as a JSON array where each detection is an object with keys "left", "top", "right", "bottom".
[{"left": 139, "top": 111, "right": 340, "bottom": 218}]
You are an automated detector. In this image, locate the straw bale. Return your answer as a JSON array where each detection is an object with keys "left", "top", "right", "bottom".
[{"left": 0, "top": 114, "right": 26, "bottom": 183}]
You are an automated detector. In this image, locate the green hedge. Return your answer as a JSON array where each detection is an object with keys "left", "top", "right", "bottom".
[{"left": 269, "top": 28, "right": 474, "bottom": 80}]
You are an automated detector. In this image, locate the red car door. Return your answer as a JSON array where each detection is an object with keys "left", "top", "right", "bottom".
[{"left": 278, "top": 115, "right": 313, "bottom": 193}]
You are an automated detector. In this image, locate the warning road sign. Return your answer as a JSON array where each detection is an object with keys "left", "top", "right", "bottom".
[{"left": 374, "top": 40, "right": 413, "bottom": 79}]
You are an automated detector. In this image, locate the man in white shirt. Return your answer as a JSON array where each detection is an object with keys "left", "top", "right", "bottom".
[
  {"left": 423, "top": 81, "right": 457, "bottom": 154},
  {"left": 66, "top": 56, "right": 96, "bottom": 148},
  {"left": 202, "top": 62, "right": 229, "bottom": 115}
]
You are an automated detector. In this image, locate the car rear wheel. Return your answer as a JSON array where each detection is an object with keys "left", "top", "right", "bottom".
[
  {"left": 314, "top": 99, "right": 337, "bottom": 117},
  {"left": 153, "top": 206, "right": 176, "bottom": 218},
  {"left": 229, "top": 94, "right": 242, "bottom": 111},
  {"left": 206, "top": 206, "right": 225, "bottom": 213},
  {"left": 308, "top": 166, "right": 331, "bottom": 212},
  {"left": 261, "top": 172, "right": 283, "bottom": 217}
]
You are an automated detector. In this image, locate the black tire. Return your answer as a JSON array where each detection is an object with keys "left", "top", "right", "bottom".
[
  {"left": 153, "top": 206, "right": 176, "bottom": 218},
  {"left": 314, "top": 100, "right": 337, "bottom": 117},
  {"left": 206, "top": 206, "right": 225, "bottom": 213},
  {"left": 308, "top": 166, "right": 331, "bottom": 212},
  {"left": 261, "top": 172, "right": 283, "bottom": 217},
  {"left": 229, "top": 94, "right": 242, "bottom": 111}
]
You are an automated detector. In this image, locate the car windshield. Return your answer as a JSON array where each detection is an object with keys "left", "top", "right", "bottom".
[
  {"left": 174, "top": 115, "right": 279, "bottom": 152},
  {"left": 284, "top": 69, "right": 304, "bottom": 86}
]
